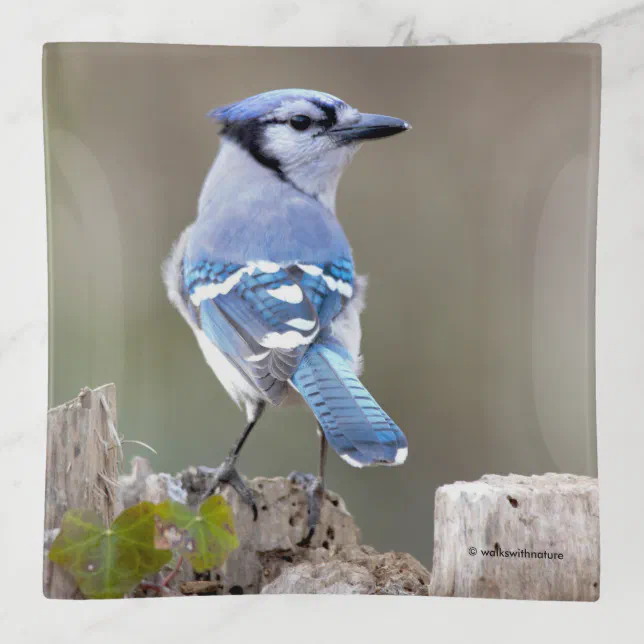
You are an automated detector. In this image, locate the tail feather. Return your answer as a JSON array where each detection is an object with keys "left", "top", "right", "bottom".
[{"left": 292, "top": 344, "right": 407, "bottom": 468}]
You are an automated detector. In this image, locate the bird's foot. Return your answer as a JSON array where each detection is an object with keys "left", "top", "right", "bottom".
[
  {"left": 203, "top": 457, "right": 258, "bottom": 521},
  {"left": 288, "top": 472, "right": 324, "bottom": 547}
]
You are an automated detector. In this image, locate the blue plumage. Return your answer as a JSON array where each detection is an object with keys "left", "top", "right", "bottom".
[
  {"left": 182, "top": 256, "right": 357, "bottom": 406},
  {"left": 208, "top": 88, "right": 345, "bottom": 124},
  {"left": 292, "top": 343, "right": 408, "bottom": 467},
  {"left": 165, "top": 88, "right": 411, "bottom": 499},
  {"left": 186, "top": 178, "right": 353, "bottom": 265},
  {"left": 184, "top": 260, "right": 319, "bottom": 403}
]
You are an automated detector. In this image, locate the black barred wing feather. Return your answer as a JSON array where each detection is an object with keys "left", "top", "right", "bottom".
[
  {"left": 289, "top": 258, "right": 354, "bottom": 328},
  {"left": 184, "top": 260, "right": 320, "bottom": 403}
]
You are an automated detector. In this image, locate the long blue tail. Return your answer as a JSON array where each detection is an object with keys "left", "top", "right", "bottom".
[{"left": 292, "top": 344, "right": 408, "bottom": 468}]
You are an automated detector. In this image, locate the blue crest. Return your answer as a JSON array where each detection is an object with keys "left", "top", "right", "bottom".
[{"left": 207, "top": 88, "right": 345, "bottom": 123}]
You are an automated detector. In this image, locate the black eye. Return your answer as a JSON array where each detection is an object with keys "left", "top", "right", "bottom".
[{"left": 289, "top": 115, "right": 312, "bottom": 131}]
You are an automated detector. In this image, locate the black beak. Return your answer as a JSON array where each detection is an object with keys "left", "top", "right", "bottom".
[{"left": 330, "top": 113, "right": 411, "bottom": 144}]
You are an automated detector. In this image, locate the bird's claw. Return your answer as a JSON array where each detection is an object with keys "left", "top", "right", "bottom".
[
  {"left": 289, "top": 471, "right": 324, "bottom": 547},
  {"left": 204, "top": 458, "right": 258, "bottom": 521}
]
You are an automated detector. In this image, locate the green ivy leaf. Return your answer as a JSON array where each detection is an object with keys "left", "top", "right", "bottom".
[
  {"left": 48, "top": 502, "right": 172, "bottom": 599},
  {"left": 154, "top": 496, "right": 239, "bottom": 572}
]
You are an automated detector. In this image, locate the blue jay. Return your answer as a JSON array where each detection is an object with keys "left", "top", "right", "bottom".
[{"left": 164, "top": 88, "right": 410, "bottom": 543}]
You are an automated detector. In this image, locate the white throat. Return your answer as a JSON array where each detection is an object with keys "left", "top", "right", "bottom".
[{"left": 281, "top": 144, "right": 360, "bottom": 210}]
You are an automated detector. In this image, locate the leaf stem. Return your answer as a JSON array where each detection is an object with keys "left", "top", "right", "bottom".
[
  {"left": 161, "top": 555, "right": 184, "bottom": 587},
  {"left": 139, "top": 582, "right": 171, "bottom": 596}
]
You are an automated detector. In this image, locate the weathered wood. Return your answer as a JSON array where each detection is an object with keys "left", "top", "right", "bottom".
[
  {"left": 43, "top": 384, "right": 122, "bottom": 599},
  {"left": 260, "top": 546, "right": 430, "bottom": 595},
  {"left": 429, "top": 473, "right": 600, "bottom": 601},
  {"left": 45, "top": 389, "right": 598, "bottom": 600},
  {"left": 119, "top": 460, "right": 362, "bottom": 594},
  {"left": 118, "top": 459, "right": 430, "bottom": 596}
]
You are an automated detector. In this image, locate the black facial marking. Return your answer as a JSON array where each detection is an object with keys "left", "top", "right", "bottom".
[
  {"left": 311, "top": 100, "right": 338, "bottom": 128},
  {"left": 218, "top": 99, "right": 341, "bottom": 201},
  {"left": 220, "top": 119, "right": 286, "bottom": 181}
]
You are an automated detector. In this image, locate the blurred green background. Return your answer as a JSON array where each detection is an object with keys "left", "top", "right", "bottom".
[{"left": 44, "top": 43, "right": 600, "bottom": 568}]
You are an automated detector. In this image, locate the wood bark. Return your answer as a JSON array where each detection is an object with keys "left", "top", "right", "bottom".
[{"left": 43, "top": 384, "right": 122, "bottom": 599}]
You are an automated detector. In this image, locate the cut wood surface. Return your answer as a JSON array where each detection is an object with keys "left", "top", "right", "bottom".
[
  {"left": 429, "top": 473, "right": 600, "bottom": 601},
  {"left": 43, "top": 384, "right": 122, "bottom": 599}
]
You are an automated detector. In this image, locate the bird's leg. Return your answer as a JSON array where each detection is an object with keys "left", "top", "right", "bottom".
[
  {"left": 203, "top": 401, "right": 266, "bottom": 521},
  {"left": 291, "top": 427, "right": 327, "bottom": 547}
]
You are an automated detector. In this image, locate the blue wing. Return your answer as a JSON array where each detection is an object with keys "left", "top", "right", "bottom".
[
  {"left": 181, "top": 252, "right": 407, "bottom": 467},
  {"left": 183, "top": 257, "right": 354, "bottom": 404},
  {"left": 289, "top": 258, "right": 354, "bottom": 328}
]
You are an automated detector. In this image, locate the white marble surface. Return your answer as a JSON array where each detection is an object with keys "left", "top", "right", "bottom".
[{"left": 1, "top": 1, "right": 643, "bottom": 642}]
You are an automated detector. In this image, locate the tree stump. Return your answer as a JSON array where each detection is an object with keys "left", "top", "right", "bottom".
[
  {"left": 118, "top": 459, "right": 431, "bottom": 596},
  {"left": 119, "top": 460, "right": 364, "bottom": 594},
  {"left": 43, "top": 384, "right": 122, "bottom": 598},
  {"left": 428, "top": 473, "right": 599, "bottom": 601}
]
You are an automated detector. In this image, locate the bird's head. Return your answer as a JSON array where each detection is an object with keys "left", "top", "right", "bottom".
[{"left": 208, "top": 88, "right": 411, "bottom": 208}]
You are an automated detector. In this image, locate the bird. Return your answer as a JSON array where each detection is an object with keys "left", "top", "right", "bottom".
[{"left": 163, "top": 88, "right": 411, "bottom": 543}]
